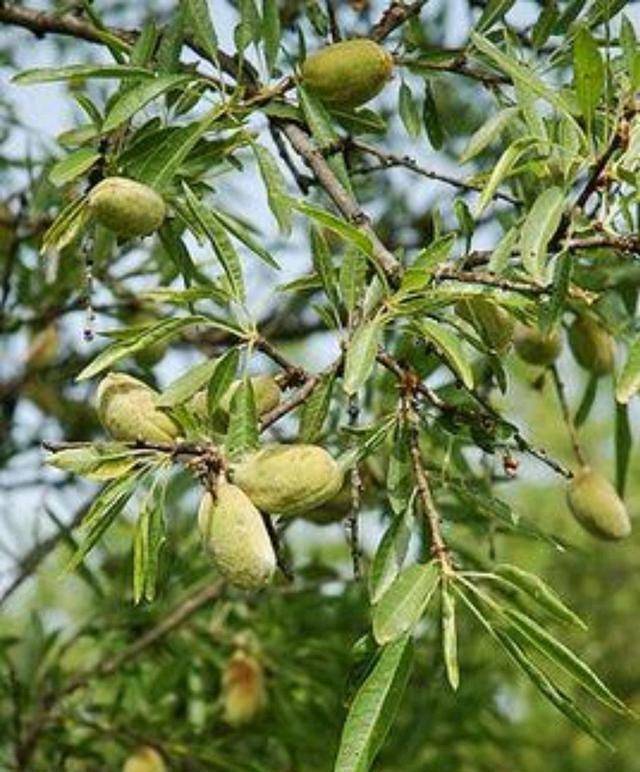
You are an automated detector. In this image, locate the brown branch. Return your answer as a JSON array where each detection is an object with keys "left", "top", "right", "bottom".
[
  {"left": 371, "top": 0, "right": 431, "bottom": 42},
  {"left": 350, "top": 140, "right": 520, "bottom": 205},
  {"left": 279, "top": 122, "right": 402, "bottom": 282}
]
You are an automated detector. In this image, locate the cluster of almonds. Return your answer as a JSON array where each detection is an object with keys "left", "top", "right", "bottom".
[
  {"left": 457, "top": 297, "right": 631, "bottom": 541},
  {"left": 97, "top": 373, "right": 344, "bottom": 590}
]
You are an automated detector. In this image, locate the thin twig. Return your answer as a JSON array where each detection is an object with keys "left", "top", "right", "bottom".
[{"left": 549, "top": 364, "right": 585, "bottom": 467}]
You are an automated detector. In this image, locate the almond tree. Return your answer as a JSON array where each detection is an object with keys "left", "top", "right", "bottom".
[{"left": 0, "top": 1, "right": 639, "bottom": 770}]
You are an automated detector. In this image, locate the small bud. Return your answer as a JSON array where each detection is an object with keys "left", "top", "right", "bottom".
[
  {"left": 96, "top": 373, "right": 180, "bottom": 443},
  {"left": 222, "top": 650, "right": 267, "bottom": 726},
  {"left": 198, "top": 482, "right": 276, "bottom": 589},
  {"left": 122, "top": 746, "right": 166, "bottom": 772},
  {"left": 568, "top": 315, "right": 615, "bottom": 377},
  {"left": 566, "top": 467, "right": 631, "bottom": 540},
  {"left": 301, "top": 39, "right": 393, "bottom": 108},
  {"left": 231, "top": 444, "right": 343, "bottom": 516},
  {"left": 88, "top": 177, "right": 166, "bottom": 238},
  {"left": 514, "top": 324, "right": 562, "bottom": 366},
  {"left": 456, "top": 298, "right": 514, "bottom": 353}
]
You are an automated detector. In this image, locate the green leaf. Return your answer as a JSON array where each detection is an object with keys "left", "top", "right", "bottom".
[
  {"left": 441, "top": 579, "right": 459, "bottom": 690},
  {"left": 299, "top": 370, "right": 336, "bottom": 443},
  {"left": 487, "top": 227, "right": 517, "bottom": 274},
  {"left": 476, "top": 0, "right": 517, "bottom": 31},
  {"left": 103, "top": 74, "right": 192, "bottom": 131},
  {"left": 157, "top": 7, "right": 186, "bottom": 73},
  {"left": 368, "top": 494, "right": 414, "bottom": 605},
  {"left": 620, "top": 15, "right": 640, "bottom": 90},
  {"left": 133, "top": 498, "right": 166, "bottom": 604},
  {"left": 422, "top": 80, "right": 444, "bottom": 150},
  {"left": 399, "top": 234, "right": 455, "bottom": 294},
  {"left": 419, "top": 318, "right": 474, "bottom": 389},
  {"left": 41, "top": 197, "right": 90, "bottom": 254},
  {"left": 183, "top": 0, "right": 219, "bottom": 62},
  {"left": 540, "top": 251, "right": 572, "bottom": 332},
  {"left": 207, "top": 348, "right": 240, "bottom": 416},
  {"left": 293, "top": 201, "right": 373, "bottom": 258},
  {"left": 386, "top": 423, "right": 413, "bottom": 516},
  {"left": 226, "top": 377, "right": 259, "bottom": 459},
  {"left": 372, "top": 562, "right": 439, "bottom": 645},
  {"left": 573, "top": 25, "right": 604, "bottom": 126},
  {"left": 68, "top": 473, "right": 141, "bottom": 570},
  {"left": 252, "top": 143, "right": 292, "bottom": 234},
  {"left": 209, "top": 209, "right": 279, "bottom": 269},
  {"left": 574, "top": 375, "right": 598, "bottom": 427},
  {"left": 616, "top": 335, "right": 640, "bottom": 403},
  {"left": 460, "top": 107, "right": 518, "bottom": 164},
  {"left": 343, "top": 319, "right": 382, "bottom": 396},
  {"left": 47, "top": 444, "right": 148, "bottom": 481},
  {"left": 399, "top": 80, "right": 421, "bottom": 138},
  {"left": 494, "top": 564, "right": 586, "bottom": 630},
  {"left": 474, "top": 136, "right": 536, "bottom": 217},
  {"left": 76, "top": 315, "right": 209, "bottom": 381},
  {"left": 14, "top": 64, "right": 153, "bottom": 85},
  {"left": 182, "top": 183, "right": 245, "bottom": 300},
  {"left": 49, "top": 149, "right": 101, "bottom": 187},
  {"left": 311, "top": 226, "right": 340, "bottom": 308},
  {"left": 334, "top": 635, "right": 414, "bottom": 772},
  {"left": 615, "top": 402, "right": 632, "bottom": 496},
  {"left": 235, "top": 0, "right": 260, "bottom": 52},
  {"left": 501, "top": 606, "right": 627, "bottom": 713},
  {"left": 519, "top": 187, "right": 564, "bottom": 279},
  {"left": 340, "top": 246, "right": 368, "bottom": 312},
  {"left": 157, "top": 358, "right": 220, "bottom": 408},
  {"left": 262, "top": 0, "right": 281, "bottom": 74},
  {"left": 471, "top": 32, "right": 583, "bottom": 139},
  {"left": 142, "top": 104, "right": 226, "bottom": 190}
]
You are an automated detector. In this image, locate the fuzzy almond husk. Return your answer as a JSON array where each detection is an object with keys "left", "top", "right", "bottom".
[
  {"left": 198, "top": 483, "right": 276, "bottom": 589},
  {"left": 88, "top": 177, "right": 166, "bottom": 238},
  {"left": 122, "top": 746, "right": 166, "bottom": 772},
  {"left": 96, "top": 373, "right": 180, "bottom": 443},
  {"left": 514, "top": 324, "right": 562, "bottom": 366},
  {"left": 568, "top": 315, "right": 615, "bottom": 376},
  {"left": 456, "top": 298, "right": 515, "bottom": 353},
  {"left": 231, "top": 444, "right": 343, "bottom": 516},
  {"left": 222, "top": 651, "right": 268, "bottom": 726},
  {"left": 301, "top": 39, "right": 393, "bottom": 108},
  {"left": 566, "top": 467, "right": 631, "bottom": 541}
]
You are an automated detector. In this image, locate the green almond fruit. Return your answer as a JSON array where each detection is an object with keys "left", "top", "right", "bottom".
[
  {"left": 198, "top": 482, "right": 276, "bottom": 589},
  {"left": 222, "top": 651, "right": 268, "bottom": 726},
  {"left": 123, "top": 746, "right": 166, "bottom": 772},
  {"left": 87, "top": 177, "right": 166, "bottom": 238},
  {"left": 456, "top": 298, "right": 515, "bottom": 353},
  {"left": 301, "top": 39, "right": 393, "bottom": 108},
  {"left": 231, "top": 444, "right": 343, "bottom": 516},
  {"left": 568, "top": 315, "right": 615, "bottom": 377},
  {"left": 96, "top": 373, "right": 180, "bottom": 443},
  {"left": 514, "top": 324, "right": 562, "bottom": 366},
  {"left": 190, "top": 374, "right": 281, "bottom": 426},
  {"left": 566, "top": 467, "right": 631, "bottom": 540}
]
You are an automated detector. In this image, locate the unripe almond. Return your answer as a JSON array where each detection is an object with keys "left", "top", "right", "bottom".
[
  {"left": 566, "top": 467, "right": 631, "bottom": 540},
  {"left": 455, "top": 298, "right": 514, "bottom": 353},
  {"left": 222, "top": 650, "right": 267, "bottom": 726},
  {"left": 190, "top": 375, "right": 281, "bottom": 427},
  {"left": 88, "top": 177, "right": 166, "bottom": 238},
  {"left": 301, "top": 39, "right": 393, "bottom": 108},
  {"left": 514, "top": 324, "right": 562, "bottom": 366},
  {"left": 26, "top": 324, "right": 59, "bottom": 369},
  {"left": 96, "top": 373, "right": 180, "bottom": 443},
  {"left": 122, "top": 746, "right": 166, "bottom": 772},
  {"left": 198, "top": 482, "right": 276, "bottom": 589},
  {"left": 231, "top": 444, "right": 343, "bottom": 516},
  {"left": 568, "top": 315, "right": 615, "bottom": 376}
]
